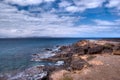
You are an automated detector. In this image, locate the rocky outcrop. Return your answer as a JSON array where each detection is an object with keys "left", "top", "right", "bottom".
[
  {"left": 88, "top": 45, "right": 104, "bottom": 54},
  {"left": 1, "top": 39, "right": 120, "bottom": 80},
  {"left": 34, "top": 40, "right": 120, "bottom": 80}
]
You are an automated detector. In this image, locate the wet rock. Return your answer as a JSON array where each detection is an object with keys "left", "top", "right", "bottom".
[
  {"left": 55, "top": 61, "right": 64, "bottom": 66},
  {"left": 59, "top": 46, "right": 71, "bottom": 51},
  {"left": 44, "top": 48, "right": 52, "bottom": 51},
  {"left": 0, "top": 75, "right": 7, "bottom": 80},
  {"left": 41, "top": 53, "right": 72, "bottom": 63},
  {"left": 56, "top": 45, "right": 60, "bottom": 47},
  {"left": 31, "top": 53, "right": 56, "bottom": 62},
  {"left": 9, "top": 65, "right": 48, "bottom": 80}
]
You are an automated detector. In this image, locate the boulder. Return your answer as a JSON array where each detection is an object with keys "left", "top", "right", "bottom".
[
  {"left": 104, "top": 43, "right": 114, "bottom": 49},
  {"left": 44, "top": 48, "right": 52, "bottom": 51},
  {"left": 88, "top": 46, "right": 104, "bottom": 54},
  {"left": 102, "top": 48, "right": 113, "bottom": 54},
  {"left": 72, "top": 45, "right": 90, "bottom": 55},
  {"left": 113, "top": 45, "right": 120, "bottom": 55},
  {"left": 70, "top": 55, "right": 87, "bottom": 70},
  {"left": 59, "top": 45, "right": 71, "bottom": 52}
]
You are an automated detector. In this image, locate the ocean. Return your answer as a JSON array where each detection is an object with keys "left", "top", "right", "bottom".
[{"left": 0, "top": 38, "right": 85, "bottom": 73}]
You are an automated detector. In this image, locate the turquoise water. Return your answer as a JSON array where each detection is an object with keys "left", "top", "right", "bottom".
[{"left": 0, "top": 38, "right": 83, "bottom": 73}]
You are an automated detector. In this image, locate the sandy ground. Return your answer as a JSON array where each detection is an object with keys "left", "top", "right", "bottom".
[{"left": 50, "top": 54, "right": 120, "bottom": 80}]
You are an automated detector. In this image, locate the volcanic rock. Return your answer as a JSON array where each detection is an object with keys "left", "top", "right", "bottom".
[
  {"left": 113, "top": 44, "right": 120, "bottom": 55},
  {"left": 70, "top": 55, "right": 87, "bottom": 71}
]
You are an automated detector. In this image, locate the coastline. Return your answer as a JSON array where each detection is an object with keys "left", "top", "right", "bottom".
[{"left": 0, "top": 39, "right": 120, "bottom": 80}]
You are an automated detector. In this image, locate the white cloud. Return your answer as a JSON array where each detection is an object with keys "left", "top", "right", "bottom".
[
  {"left": 93, "top": 19, "right": 120, "bottom": 26},
  {"left": 106, "top": 0, "right": 120, "bottom": 9},
  {"left": 59, "top": 1, "right": 72, "bottom": 8},
  {"left": 0, "top": 2, "right": 120, "bottom": 38},
  {"left": 74, "top": 0, "right": 105, "bottom": 8},
  {"left": 106, "top": 0, "right": 120, "bottom": 15},
  {"left": 4, "top": 0, "right": 56, "bottom": 6},
  {"left": 65, "top": 6, "right": 84, "bottom": 13},
  {"left": 0, "top": 2, "right": 79, "bottom": 37},
  {"left": 94, "top": 19, "right": 116, "bottom": 26},
  {"left": 65, "top": 6, "right": 85, "bottom": 12},
  {"left": 59, "top": 0, "right": 105, "bottom": 12},
  {"left": 44, "top": 0, "right": 55, "bottom": 2}
]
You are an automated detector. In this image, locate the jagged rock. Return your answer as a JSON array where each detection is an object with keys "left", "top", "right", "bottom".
[
  {"left": 59, "top": 46, "right": 68, "bottom": 51},
  {"left": 74, "top": 40, "right": 89, "bottom": 47},
  {"left": 70, "top": 55, "right": 87, "bottom": 70},
  {"left": 59, "top": 45, "right": 71, "bottom": 52},
  {"left": 88, "top": 46, "right": 104, "bottom": 54},
  {"left": 104, "top": 43, "right": 114, "bottom": 49},
  {"left": 44, "top": 48, "right": 52, "bottom": 51},
  {"left": 72, "top": 46, "right": 89, "bottom": 55},
  {"left": 56, "top": 45, "right": 60, "bottom": 47},
  {"left": 113, "top": 45, "right": 120, "bottom": 55},
  {"left": 0, "top": 76, "right": 7, "bottom": 80},
  {"left": 55, "top": 61, "right": 64, "bottom": 66},
  {"left": 102, "top": 48, "right": 113, "bottom": 54},
  {"left": 8, "top": 65, "right": 48, "bottom": 80}
]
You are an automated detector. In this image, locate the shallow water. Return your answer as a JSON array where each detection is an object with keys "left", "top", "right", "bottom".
[{"left": 0, "top": 38, "right": 84, "bottom": 73}]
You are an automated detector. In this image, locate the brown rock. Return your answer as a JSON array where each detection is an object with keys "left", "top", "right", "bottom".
[
  {"left": 113, "top": 45, "right": 120, "bottom": 55},
  {"left": 70, "top": 55, "right": 87, "bottom": 70},
  {"left": 59, "top": 46, "right": 69, "bottom": 51},
  {"left": 88, "top": 46, "right": 104, "bottom": 54},
  {"left": 73, "top": 40, "right": 89, "bottom": 47}
]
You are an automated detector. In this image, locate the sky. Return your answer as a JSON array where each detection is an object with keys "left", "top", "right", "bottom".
[{"left": 0, "top": 0, "right": 120, "bottom": 38}]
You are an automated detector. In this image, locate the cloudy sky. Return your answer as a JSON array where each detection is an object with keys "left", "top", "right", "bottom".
[{"left": 0, "top": 0, "right": 120, "bottom": 38}]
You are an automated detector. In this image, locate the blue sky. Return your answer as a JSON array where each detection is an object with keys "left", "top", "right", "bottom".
[{"left": 0, "top": 0, "right": 120, "bottom": 38}]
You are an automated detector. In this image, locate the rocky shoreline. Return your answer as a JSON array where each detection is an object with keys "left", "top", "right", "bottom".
[{"left": 0, "top": 39, "right": 120, "bottom": 80}]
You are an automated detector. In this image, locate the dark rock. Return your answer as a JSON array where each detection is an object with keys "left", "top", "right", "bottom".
[
  {"left": 104, "top": 43, "right": 114, "bottom": 50},
  {"left": 44, "top": 48, "right": 52, "bottom": 51},
  {"left": 70, "top": 56, "right": 87, "bottom": 70},
  {"left": 88, "top": 46, "right": 104, "bottom": 54},
  {"left": 72, "top": 40, "right": 89, "bottom": 47},
  {"left": 6, "top": 65, "right": 48, "bottom": 80},
  {"left": 113, "top": 44, "right": 120, "bottom": 50},
  {"left": 59, "top": 46, "right": 67, "bottom": 50},
  {"left": 56, "top": 45, "right": 60, "bottom": 47},
  {"left": 41, "top": 52, "right": 72, "bottom": 63},
  {"left": 59, "top": 46, "right": 71, "bottom": 51},
  {"left": 71, "top": 46, "right": 89, "bottom": 55},
  {"left": 102, "top": 49, "right": 113, "bottom": 54},
  {"left": 113, "top": 44, "right": 120, "bottom": 55},
  {"left": 0, "top": 76, "right": 7, "bottom": 80},
  {"left": 72, "top": 47, "right": 84, "bottom": 54}
]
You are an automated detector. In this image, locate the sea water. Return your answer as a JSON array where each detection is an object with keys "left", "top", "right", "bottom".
[{"left": 0, "top": 38, "right": 84, "bottom": 73}]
